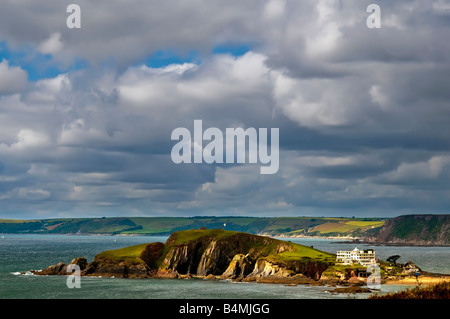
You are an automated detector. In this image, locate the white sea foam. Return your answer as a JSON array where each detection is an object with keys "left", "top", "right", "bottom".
[{"left": 11, "top": 271, "right": 36, "bottom": 276}]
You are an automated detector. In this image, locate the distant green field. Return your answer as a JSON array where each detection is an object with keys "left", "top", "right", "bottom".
[
  {"left": 301, "top": 219, "right": 384, "bottom": 236},
  {"left": 0, "top": 219, "right": 37, "bottom": 223},
  {"left": 126, "top": 217, "right": 193, "bottom": 234},
  {"left": 0, "top": 216, "right": 386, "bottom": 237}
]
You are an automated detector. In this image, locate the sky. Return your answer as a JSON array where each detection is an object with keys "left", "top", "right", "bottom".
[{"left": 1, "top": 0, "right": 450, "bottom": 219}]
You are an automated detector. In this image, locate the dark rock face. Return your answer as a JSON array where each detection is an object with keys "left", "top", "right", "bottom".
[
  {"left": 139, "top": 242, "right": 165, "bottom": 269},
  {"left": 87, "top": 259, "right": 149, "bottom": 278},
  {"left": 158, "top": 232, "right": 294, "bottom": 278},
  {"left": 32, "top": 257, "right": 149, "bottom": 278},
  {"left": 35, "top": 262, "right": 68, "bottom": 276},
  {"left": 284, "top": 259, "right": 330, "bottom": 280},
  {"left": 222, "top": 254, "right": 254, "bottom": 279},
  {"left": 71, "top": 257, "right": 87, "bottom": 270}
]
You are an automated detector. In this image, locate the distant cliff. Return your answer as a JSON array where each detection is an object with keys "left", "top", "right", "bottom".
[
  {"left": 365, "top": 215, "right": 450, "bottom": 246},
  {"left": 33, "top": 229, "right": 335, "bottom": 284}
]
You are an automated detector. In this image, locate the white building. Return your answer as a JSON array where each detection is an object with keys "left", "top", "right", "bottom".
[{"left": 336, "top": 247, "right": 376, "bottom": 266}]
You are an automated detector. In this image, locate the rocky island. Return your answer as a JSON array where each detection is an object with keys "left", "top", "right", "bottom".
[
  {"left": 32, "top": 229, "right": 337, "bottom": 284},
  {"left": 31, "top": 228, "right": 450, "bottom": 290}
]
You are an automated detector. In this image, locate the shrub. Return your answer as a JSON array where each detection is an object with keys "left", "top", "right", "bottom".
[{"left": 369, "top": 281, "right": 450, "bottom": 299}]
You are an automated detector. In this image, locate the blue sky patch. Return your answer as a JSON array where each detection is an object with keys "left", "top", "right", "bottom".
[
  {"left": 212, "top": 44, "right": 251, "bottom": 57},
  {"left": 0, "top": 41, "right": 87, "bottom": 81},
  {"left": 140, "top": 44, "right": 251, "bottom": 69},
  {"left": 143, "top": 49, "right": 202, "bottom": 69}
]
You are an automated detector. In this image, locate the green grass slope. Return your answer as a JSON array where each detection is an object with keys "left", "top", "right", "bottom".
[
  {"left": 96, "top": 243, "right": 152, "bottom": 262},
  {"left": 0, "top": 216, "right": 385, "bottom": 238}
]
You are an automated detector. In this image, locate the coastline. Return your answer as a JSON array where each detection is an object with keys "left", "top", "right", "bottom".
[
  {"left": 271, "top": 234, "right": 357, "bottom": 241},
  {"left": 2, "top": 231, "right": 449, "bottom": 247},
  {"left": 274, "top": 235, "right": 450, "bottom": 247},
  {"left": 265, "top": 233, "right": 450, "bottom": 247}
]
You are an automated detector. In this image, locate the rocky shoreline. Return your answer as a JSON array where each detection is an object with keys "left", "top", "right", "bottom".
[
  {"left": 334, "top": 239, "right": 450, "bottom": 247},
  {"left": 28, "top": 256, "right": 357, "bottom": 287},
  {"left": 29, "top": 255, "right": 450, "bottom": 296}
]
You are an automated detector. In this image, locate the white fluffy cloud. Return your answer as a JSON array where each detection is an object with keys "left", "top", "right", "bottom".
[
  {"left": 0, "top": 59, "right": 28, "bottom": 94},
  {"left": 38, "top": 32, "right": 63, "bottom": 55}
]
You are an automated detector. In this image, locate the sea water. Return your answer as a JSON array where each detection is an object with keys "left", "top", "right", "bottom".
[{"left": 0, "top": 234, "right": 448, "bottom": 299}]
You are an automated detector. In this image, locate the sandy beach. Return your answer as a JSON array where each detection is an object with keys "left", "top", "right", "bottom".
[{"left": 384, "top": 274, "right": 450, "bottom": 286}]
